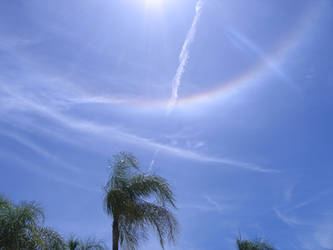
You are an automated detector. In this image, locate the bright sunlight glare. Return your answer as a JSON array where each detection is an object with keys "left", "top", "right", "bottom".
[{"left": 145, "top": 0, "right": 164, "bottom": 8}]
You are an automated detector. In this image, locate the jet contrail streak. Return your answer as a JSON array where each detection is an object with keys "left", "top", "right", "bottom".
[{"left": 168, "top": 0, "right": 204, "bottom": 113}]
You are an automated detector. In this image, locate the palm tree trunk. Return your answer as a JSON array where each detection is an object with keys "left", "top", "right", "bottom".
[{"left": 112, "top": 217, "right": 119, "bottom": 250}]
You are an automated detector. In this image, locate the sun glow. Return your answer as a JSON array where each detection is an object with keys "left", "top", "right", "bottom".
[{"left": 145, "top": 0, "right": 164, "bottom": 8}]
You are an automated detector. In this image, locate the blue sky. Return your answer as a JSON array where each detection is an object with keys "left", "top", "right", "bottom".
[{"left": 1, "top": 0, "right": 333, "bottom": 249}]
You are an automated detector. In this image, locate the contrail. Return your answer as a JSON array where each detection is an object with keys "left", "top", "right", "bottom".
[{"left": 168, "top": 0, "right": 204, "bottom": 113}]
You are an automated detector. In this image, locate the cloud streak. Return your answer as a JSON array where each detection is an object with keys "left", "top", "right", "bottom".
[
  {"left": 1, "top": 84, "right": 277, "bottom": 173},
  {"left": 168, "top": 0, "right": 204, "bottom": 112},
  {"left": 148, "top": 149, "right": 159, "bottom": 172},
  {"left": 0, "top": 129, "right": 82, "bottom": 174},
  {"left": 274, "top": 208, "right": 300, "bottom": 227},
  {"left": 0, "top": 149, "right": 96, "bottom": 192}
]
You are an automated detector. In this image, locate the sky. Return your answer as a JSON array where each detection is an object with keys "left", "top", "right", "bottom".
[{"left": 0, "top": 0, "right": 333, "bottom": 249}]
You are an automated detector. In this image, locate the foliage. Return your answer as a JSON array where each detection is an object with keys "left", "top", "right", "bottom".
[
  {"left": 237, "top": 237, "right": 275, "bottom": 250},
  {"left": 67, "top": 235, "right": 81, "bottom": 250},
  {"left": 38, "top": 227, "right": 66, "bottom": 249},
  {"left": 104, "top": 152, "right": 178, "bottom": 250},
  {"left": 0, "top": 194, "right": 66, "bottom": 249},
  {"left": 67, "top": 235, "right": 108, "bottom": 250}
]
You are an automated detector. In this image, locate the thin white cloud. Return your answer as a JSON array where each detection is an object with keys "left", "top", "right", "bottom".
[
  {"left": 181, "top": 203, "right": 222, "bottom": 213},
  {"left": 168, "top": 0, "right": 204, "bottom": 113},
  {"left": 0, "top": 129, "right": 82, "bottom": 174},
  {"left": 1, "top": 85, "right": 276, "bottom": 173},
  {"left": 314, "top": 220, "right": 333, "bottom": 249},
  {"left": 274, "top": 208, "right": 300, "bottom": 227},
  {"left": 180, "top": 196, "right": 232, "bottom": 214},
  {"left": 204, "top": 196, "right": 227, "bottom": 213},
  {"left": 0, "top": 149, "right": 97, "bottom": 192},
  {"left": 287, "top": 189, "right": 332, "bottom": 212},
  {"left": 296, "top": 216, "right": 333, "bottom": 250},
  {"left": 148, "top": 149, "right": 159, "bottom": 172},
  {"left": 284, "top": 185, "right": 294, "bottom": 202},
  {"left": 0, "top": 35, "right": 37, "bottom": 51},
  {"left": 164, "top": 128, "right": 201, "bottom": 140},
  {"left": 193, "top": 141, "right": 205, "bottom": 148},
  {"left": 135, "top": 135, "right": 276, "bottom": 173}
]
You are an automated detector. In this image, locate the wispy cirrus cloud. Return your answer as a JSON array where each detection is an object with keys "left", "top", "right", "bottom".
[
  {"left": 1, "top": 81, "right": 276, "bottom": 173},
  {"left": 148, "top": 149, "right": 159, "bottom": 172},
  {"left": 284, "top": 185, "right": 295, "bottom": 202},
  {"left": 274, "top": 190, "right": 333, "bottom": 230},
  {"left": 204, "top": 195, "right": 228, "bottom": 213},
  {"left": 314, "top": 219, "right": 333, "bottom": 249},
  {"left": 168, "top": 0, "right": 204, "bottom": 113},
  {"left": 274, "top": 208, "right": 301, "bottom": 227},
  {"left": 286, "top": 189, "right": 332, "bottom": 213},
  {"left": 274, "top": 206, "right": 333, "bottom": 249},
  {"left": 0, "top": 129, "right": 82, "bottom": 174},
  {"left": 180, "top": 195, "right": 231, "bottom": 214},
  {"left": 0, "top": 149, "right": 97, "bottom": 192}
]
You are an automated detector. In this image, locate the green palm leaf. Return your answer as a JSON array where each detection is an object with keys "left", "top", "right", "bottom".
[
  {"left": 103, "top": 152, "right": 178, "bottom": 250},
  {"left": 0, "top": 194, "right": 66, "bottom": 249}
]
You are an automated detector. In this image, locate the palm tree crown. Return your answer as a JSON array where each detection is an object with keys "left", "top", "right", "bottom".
[
  {"left": 0, "top": 195, "right": 65, "bottom": 249},
  {"left": 103, "top": 152, "right": 178, "bottom": 250},
  {"left": 236, "top": 237, "right": 275, "bottom": 250},
  {"left": 67, "top": 235, "right": 108, "bottom": 250}
]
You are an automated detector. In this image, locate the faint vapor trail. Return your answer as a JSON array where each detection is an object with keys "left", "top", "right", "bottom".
[
  {"left": 148, "top": 149, "right": 159, "bottom": 172},
  {"left": 168, "top": 0, "right": 204, "bottom": 113}
]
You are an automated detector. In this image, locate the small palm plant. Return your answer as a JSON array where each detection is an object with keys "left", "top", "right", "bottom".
[{"left": 103, "top": 152, "right": 178, "bottom": 250}]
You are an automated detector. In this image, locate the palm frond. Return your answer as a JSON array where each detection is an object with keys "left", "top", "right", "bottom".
[
  {"left": 67, "top": 235, "right": 80, "bottom": 250},
  {"left": 115, "top": 201, "right": 177, "bottom": 250},
  {"left": 118, "top": 217, "right": 146, "bottom": 250},
  {"left": 19, "top": 200, "right": 45, "bottom": 226},
  {"left": 104, "top": 189, "right": 134, "bottom": 217},
  {"left": 139, "top": 202, "right": 178, "bottom": 248},
  {"left": 237, "top": 237, "right": 275, "bottom": 250},
  {"left": 126, "top": 174, "right": 176, "bottom": 208},
  {"left": 104, "top": 152, "right": 178, "bottom": 250},
  {"left": 0, "top": 194, "right": 11, "bottom": 209},
  {"left": 109, "top": 152, "right": 139, "bottom": 179},
  {"left": 67, "top": 235, "right": 108, "bottom": 250},
  {"left": 79, "top": 237, "right": 108, "bottom": 250},
  {"left": 0, "top": 195, "right": 66, "bottom": 250},
  {"left": 38, "top": 227, "right": 66, "bottom": 250}
]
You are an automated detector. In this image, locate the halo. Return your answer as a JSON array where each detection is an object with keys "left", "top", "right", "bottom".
[{"left": 76, "top": 2, "right": 322, "bottom": 110}]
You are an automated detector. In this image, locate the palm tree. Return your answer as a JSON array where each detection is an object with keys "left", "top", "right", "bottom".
[
  {"left": 236, "top": 237, "right": 275, "bottom": 250},
  {"left": 103, "top": 152, "right": 178, "bottom": 250},
  {"left": 67, "top": 236, "right": 80, "bottom": 250},
  {"left": 67, "top": 235, "right": 108, "bottom": 250},
  {"left": 38, "top": 227, "right": 66, "bottom": 249},
  {"left": 0, "top": 194, "right": 65, "bottom": 249}
]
